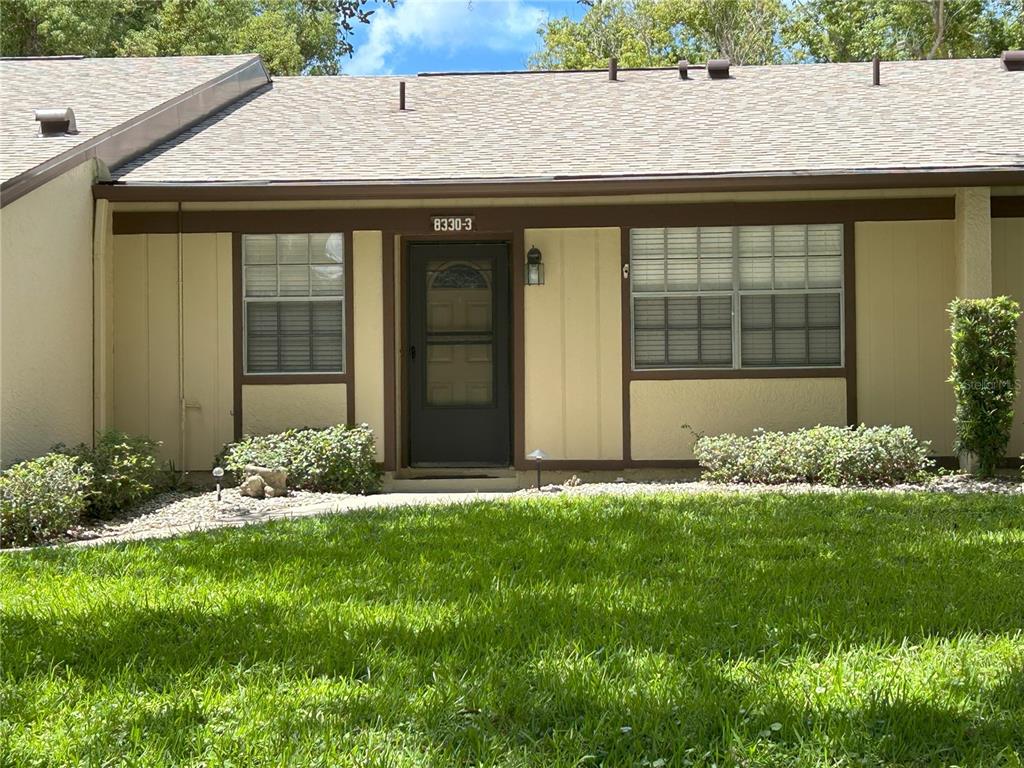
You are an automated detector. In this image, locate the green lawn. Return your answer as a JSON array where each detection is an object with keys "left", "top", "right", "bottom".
[{"left": 2, "top": 493, "right": 1023, "bottom": 767}]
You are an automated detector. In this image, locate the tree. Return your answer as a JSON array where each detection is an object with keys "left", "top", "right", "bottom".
[
  {"left": 785, "top": 0, "right": 1023, "bottom": 62},
  {"left": 530, "top": 0, "right": 787, "bottom": 69},
  {"left": 531, "top": 0, "right": 1023, "bottom": 69},
  {"left": 0, "top": 0, "right": 394, "bottom": 75}
]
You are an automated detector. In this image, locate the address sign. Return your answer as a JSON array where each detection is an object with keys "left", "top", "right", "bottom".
[{"left": 431, "top": 215, "right": 475, "bottom": 232}]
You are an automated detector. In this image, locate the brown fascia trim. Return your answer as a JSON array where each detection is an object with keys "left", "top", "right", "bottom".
[
  {"left": 113, "top": 196, "right": 955, "bottom": 235},
  {"left": 1, "top": 56, "right": 269, "bottom": 208},
  {"left": 991, "top": 196, "right": 1024, "bottom": 218},
  {"left": 93, "top": 167, "right": 1024, "bottom": 202}
]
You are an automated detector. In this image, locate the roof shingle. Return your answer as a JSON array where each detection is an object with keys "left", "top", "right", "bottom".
[
  {"left": 0, "top": 55, "right": 261, "bottom": 185},
  {"left": 114, "top": 57, "right": 1024, "bottom": 186}
]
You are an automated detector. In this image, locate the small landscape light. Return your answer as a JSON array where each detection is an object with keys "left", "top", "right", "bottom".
[
  {"left": 526, "top": 245, "right": 544, "bottom": 286},
  {"left": 212, "top": 466, "right": 225, "bottom": 501},
  {"left": 526, "top": 448, "right": 549, "bottom": 489}
]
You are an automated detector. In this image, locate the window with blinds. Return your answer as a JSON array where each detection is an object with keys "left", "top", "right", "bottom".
[
  {"left": 242, "top": 233, "right": 345, "bottom": 374},
  {"left": 629, "top": 224, "right": 844, "bottom": 370}
]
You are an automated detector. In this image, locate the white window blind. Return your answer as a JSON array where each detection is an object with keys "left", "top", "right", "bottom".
[
  {"left": 243, "top": 233, "right": 345, "bottom": 374},
  {"left": 630, "top": 224, "right": 844, "bottom": 370}
]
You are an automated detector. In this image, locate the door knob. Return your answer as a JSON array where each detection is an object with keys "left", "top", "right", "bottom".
[{"left": 410, "top": 345, "right": 416, "bottom": 360}]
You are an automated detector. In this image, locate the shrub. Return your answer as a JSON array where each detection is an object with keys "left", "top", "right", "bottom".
[
  {"left": 948, "top": 297, "right": 1022, "bottom": 478},
  {"left": 57, "top": 430, "right": 163, "bottom": 519},
  {"left": 0, "top": 454, "right": 93, "bottom": 547},
  {"left": 694, "top": 425, "right": 934, "bottom": 486},
  {"left": 220, "top": 424, "right": 380, "bottom": 494}
]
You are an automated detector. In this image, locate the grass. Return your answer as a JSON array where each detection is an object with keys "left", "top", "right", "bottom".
[{"left": 1, "top": 492, "right": 1023, "bottom": 767}]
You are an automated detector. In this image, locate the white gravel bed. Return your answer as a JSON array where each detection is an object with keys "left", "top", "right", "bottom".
[
  {"left": 63, "top": 487, "right": 353, "bottom": 545},
  {"left": 5, "top": 472, "right": 1019, "bottom": 551},
  {"left": 525, "top": 472, "right": 1024, "bottom": 497}
]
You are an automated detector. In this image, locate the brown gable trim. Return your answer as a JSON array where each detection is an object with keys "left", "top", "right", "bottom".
[
  {"left": 113, "top": 197, "right": 954, "bottom": 236},
  {"left": 95, "top": 168, "right": 1024, "bottom": 202},
  {"left": 2, "top": 56, "right": 269, "bottom": 208},
  {"left": 992, "top": 196, "right": 1024, "bottom": 218}
]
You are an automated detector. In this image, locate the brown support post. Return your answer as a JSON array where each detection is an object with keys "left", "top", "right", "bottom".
[
  {"left": 382, "top": 232, "right": 397, "bottom": 471},
  {"left": 620, "top": 227, "right": 632, "bottom": 462},
  {"left": 344, "top": 231, "right": 356, "bottom": 426},
  {"left": 231, "top": 232, "right": 244, "bottom": 440},
  {"left": 512, "top": 228, "right": 527, "bottom": 470},
  {"left": 844, "top": 221, "right": 858, "bottom": 426}
]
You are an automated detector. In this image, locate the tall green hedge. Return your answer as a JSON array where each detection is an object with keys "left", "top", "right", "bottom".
[{"left": 948, "top": 296, "right": 1021, "bottom": 478}]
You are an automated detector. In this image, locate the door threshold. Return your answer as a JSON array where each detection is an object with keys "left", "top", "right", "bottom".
[{"left": 395, "top": 466, "right": 516, "bottom": 480}]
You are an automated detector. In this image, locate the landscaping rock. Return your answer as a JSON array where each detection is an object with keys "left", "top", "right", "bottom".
[
  {"left": 239, "top": 475, "right": 266, "bottom": 499},
  {"left": 243, "top": 465, "right": 287, "bottom": 496}
]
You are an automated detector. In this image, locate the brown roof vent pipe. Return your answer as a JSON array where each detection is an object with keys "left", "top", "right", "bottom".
[
  {"left": 707, "top": 59, "right": 730, "bottom": 79},
  {"left": 608, "top": 56, "right": 618, "bottom": 80},
  {"left": 399, "top": 80, "right": 406, "bottom": 111},
  {"left": 678, "top": 59, "right": 689, "bottom": 79},
  {"left": 1002, "top": 50, "right": 1024, "bottom": 71},
  {"left": 872, "top": 55, "right": 880, "bottom": 85}
]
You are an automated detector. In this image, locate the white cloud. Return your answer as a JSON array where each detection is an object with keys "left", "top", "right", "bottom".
[{"left": 347, "top": 0, "right": 548, "bottom": 75}]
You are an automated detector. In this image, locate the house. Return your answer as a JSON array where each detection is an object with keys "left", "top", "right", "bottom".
[{"left": 1, "top": 53, "right": 1022, "bottom": 485}]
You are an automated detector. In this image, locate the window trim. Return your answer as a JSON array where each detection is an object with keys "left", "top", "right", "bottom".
[
  {"left": 628, "top": 224, "right": 847, "bottom": 374},
  {"left": 236, "top": 232, "right": 352, "bottom": 386}
]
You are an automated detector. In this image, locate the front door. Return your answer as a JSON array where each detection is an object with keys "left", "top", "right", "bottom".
[{"left": 407, "top": 241, "right": 511, "bottom": 466}]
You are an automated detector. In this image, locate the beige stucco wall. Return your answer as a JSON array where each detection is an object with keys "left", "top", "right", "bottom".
[
  {"left": 0, "top": 159, "right": 96, "bottom": 466},
  {"left": 241, "top": 383, "right": 348, "bottom": 436},
  {"left": 855, "top": 220, "right": 957, "bottom": 454},
  {"left": 523, "top": 227, "right": 622, "bottom": 460},
  {"left": 630, "top": 378, "right": 847, "bottom": 460},
  {"left": 352, "top": 231, "right": 385, "bottom": 461},
  {"left": 111, "top": 232, "right": 233, "bottom": 470},
  {"left": 992, "top": 217, "right": 1024, "bottom": 456}
]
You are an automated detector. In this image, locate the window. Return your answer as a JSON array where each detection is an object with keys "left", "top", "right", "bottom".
[
  {"left": 630, "top": 224, "right": 844, "bottom": 370},
  {"left": 242, "top": 233, "right": 345, "bottom": 374}
]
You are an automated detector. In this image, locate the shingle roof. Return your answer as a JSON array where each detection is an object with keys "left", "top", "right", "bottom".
[
  {"left": 0, "top": 54, "right": 266, "bottom": 192},
  {"left": 113, "top": 57, "right": 1024, "bottom": 187}
]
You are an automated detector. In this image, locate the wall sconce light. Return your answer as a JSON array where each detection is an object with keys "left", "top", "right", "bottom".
[
  {"left": 526, "top": 245, "right": 544, "bottom": 285},
  {"left": 526, "top": 448, "right": 549, "bottom": 488}
]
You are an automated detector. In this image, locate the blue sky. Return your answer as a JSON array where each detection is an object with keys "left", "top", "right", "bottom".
[{"left": 344, "top": 0, "right": 587, "bottom": 75}]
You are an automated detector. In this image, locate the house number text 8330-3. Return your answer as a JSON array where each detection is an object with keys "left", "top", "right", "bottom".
[{"left": 431, "top": 216, "right": 475, "bottom": 232}]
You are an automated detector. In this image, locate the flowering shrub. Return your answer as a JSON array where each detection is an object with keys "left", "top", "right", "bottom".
[
  {"left": 221, "top": 424, "right": 380, "bottom": 494},
  {"left": 948, "top": 297, "right": 1021, "bottom": 478},
  {"left": 0, "top": 454, "right": 93, "bottom": 547},
  {"left": 694, "top": 425, "right": 933, "bottom": 486}
]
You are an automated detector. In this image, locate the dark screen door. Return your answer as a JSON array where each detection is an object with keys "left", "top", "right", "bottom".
[{"left": 407, "top": 242, "right": 511, "bottom": 466}]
